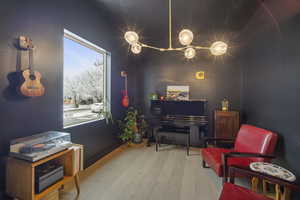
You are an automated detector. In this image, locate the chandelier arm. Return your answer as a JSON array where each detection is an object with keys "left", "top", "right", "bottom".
[
  {"left": 171, "top": 46, "right": 211, "bottom": 51},
  {"left": 140, "top": 42, "right": 183, "bottom": 52},
  {"left": 139, "top": 42, "right": 212, "bottom": 52},
  {"left": 140, "top": 43, "right": 167, "bottom": 51},
  {"left": 173, "top": 47, "right": 187, "bottom": 51},
  {"left": 193, "top": 46, "right": 210, "bottom": 50},
  {"left": 165, "top": 48, "right": 185, "bottom": 51}
]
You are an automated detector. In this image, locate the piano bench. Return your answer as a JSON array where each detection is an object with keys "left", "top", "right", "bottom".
[{"left": 155, "top": 131, "right": 190, "bottom": 156}]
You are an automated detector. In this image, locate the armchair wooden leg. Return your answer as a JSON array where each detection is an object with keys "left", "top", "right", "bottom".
[
  {"left": 202, "top": 160, "right": 209, "bottom": 168},
  {"left": 222, "top": 177, "right": 227, "bottom": 185},
  {"left": 222, "top": 156, "right": 228, "bottom": 184}
]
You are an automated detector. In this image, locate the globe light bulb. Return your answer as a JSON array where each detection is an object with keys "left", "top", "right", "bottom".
[
  {"left": 124, "top": 31, "right": 139, "bottom": 45},
  {"left": 184, "top": 47, "right": 196, "bottom": 59},
  {"left": 179, "top": 29, "right": 194, "bottom": 46},
  {"left": 131, "top": 43, "right": 142, "bottom": 54},
  {"left": 210, "top": 41, "right": 228, "bottom": 56}
]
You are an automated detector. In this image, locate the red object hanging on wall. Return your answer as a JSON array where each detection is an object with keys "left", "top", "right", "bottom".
[{"left": 121, "top": 71, "right": 129, "bottom": 108}]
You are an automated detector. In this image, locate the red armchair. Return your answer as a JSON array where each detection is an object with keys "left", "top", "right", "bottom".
[
  {"left": 201, "top": 124, "right": 278, "bottom": 183},
  {"left": 219, "top": 166, "right": 300, "bottom": 200}
]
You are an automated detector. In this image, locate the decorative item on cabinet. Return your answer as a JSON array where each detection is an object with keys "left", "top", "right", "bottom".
[
  {"left": 214, "top": 110, "right": 240, "bottom": 139},
  {"left": 150, "top": 93, "right": 158, "bottom": 100},
  {"left": 159, "top": 95, "right": 165, "bottom": 101},
  {"left": 221, "top": 98, "right": 229, "bottom": 111}
]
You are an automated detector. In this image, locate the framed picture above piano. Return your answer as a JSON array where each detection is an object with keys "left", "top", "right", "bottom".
[{"left": 166, "top": 85, "right": 189, "bottom": 100}]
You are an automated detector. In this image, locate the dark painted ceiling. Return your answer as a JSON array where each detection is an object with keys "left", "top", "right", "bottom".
[
  {"left": 93, "top": 0, "right": 260, "bottom": 47},
  {"left": 92, "top": 0, "right": 300, "bottom": 53}
]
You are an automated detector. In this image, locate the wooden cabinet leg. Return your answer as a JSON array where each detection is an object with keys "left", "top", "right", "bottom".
[
  {"left": 262, "top": 179, "right": 268, "bottom": 194},
  {"left": 74, "top": 174, "right": 80, "bottom": 196},
  {"left": 283, "top": 186, "right": 291, "bottom": 200},
  {"left": 251, "top": 177, "right": 259, "bottom": 192},
  {"left": 275, "top": 184, "right": 281, "bottom": 200}
]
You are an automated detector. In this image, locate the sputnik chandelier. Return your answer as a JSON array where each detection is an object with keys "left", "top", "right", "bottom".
[{"left": 124, "top": 0, "right": 228, "bottom": 59}]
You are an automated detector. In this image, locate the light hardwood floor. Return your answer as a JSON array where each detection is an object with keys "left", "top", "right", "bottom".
[{"left": 61, "top": 145, "right": 223, "bottom": 200}]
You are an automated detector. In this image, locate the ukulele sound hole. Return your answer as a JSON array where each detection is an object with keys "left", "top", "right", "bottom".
[{"left": 29, "top": 74, "right": 36, "bottom": 80}]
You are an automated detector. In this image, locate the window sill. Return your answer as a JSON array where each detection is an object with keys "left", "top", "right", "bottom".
[{"left": 63, "top": 117, "right": 105, "bottom": 129}]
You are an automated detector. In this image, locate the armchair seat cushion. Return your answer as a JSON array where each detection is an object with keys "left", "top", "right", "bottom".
[
  {"left": 201, "top": 125, "right": 278, "bottom": 178},
  {"left": 201, "top": 148, "right": 253, "bottom": 176},
  {"left": 219, "top": 183, "right": 272, "bottom": 200}
]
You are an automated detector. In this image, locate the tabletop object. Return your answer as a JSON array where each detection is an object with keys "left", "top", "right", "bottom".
[{"left": 250, "top": 162, "right": 296, "bottom": 182}]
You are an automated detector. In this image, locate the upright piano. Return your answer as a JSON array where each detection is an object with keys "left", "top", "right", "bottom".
[{"left": 149, "top": 100, "right": 208, "bottom": 147}]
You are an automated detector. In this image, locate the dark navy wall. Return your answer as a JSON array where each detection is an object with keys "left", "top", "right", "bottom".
[
  {"left": 241, "top": 14, "right": 300, "bottom": 181},
  {"left": 1, "top": 0, "right": 300, "bottom": 198},
  {"left": 0, "top": 0, "right": 130, "bottom": 194},
  {"left": 136, "top": 51, "right": 242, "bottom": 137}
]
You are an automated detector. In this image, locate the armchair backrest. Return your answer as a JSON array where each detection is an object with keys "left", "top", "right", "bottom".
[{"left": 234, "top": 125, "right": 278, "bottom": 158}]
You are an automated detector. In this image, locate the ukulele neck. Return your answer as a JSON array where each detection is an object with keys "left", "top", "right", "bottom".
[
  {"left": 28, "top": 48, "right": 34, "bottom": 75},
  {"left": 124, "top": 74, "right": 127, "bottom": 94}
]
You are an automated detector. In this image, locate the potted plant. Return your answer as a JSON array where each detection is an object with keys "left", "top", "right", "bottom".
[
  {"left": 118, "top": 107, "right": 138, "bottom": 145},
  {"left": 118, "top": 107, "right": 149, "bottom": 145},
  {"left": 138, "top": 115, "right": 148, "bottom": 138}
]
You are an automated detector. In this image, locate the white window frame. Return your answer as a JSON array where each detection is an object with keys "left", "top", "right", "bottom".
[{"left": 63, "top": 29, "right": 111, "bottom": 128}]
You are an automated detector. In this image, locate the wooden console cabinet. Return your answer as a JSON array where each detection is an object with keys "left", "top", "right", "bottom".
[
  {"left": 6, "top": 149, "right": 80, "bottom": 200},
  {"left": 214, "top": 110, "right": 240, "bottom": 139}
]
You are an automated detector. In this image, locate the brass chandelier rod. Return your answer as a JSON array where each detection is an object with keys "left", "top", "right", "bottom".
[
  {"left": 124, "top": 0, "right": 228, "bottom": 58},
  {"left": 169, "top": 0, "right": 172, "bottom": 49}
]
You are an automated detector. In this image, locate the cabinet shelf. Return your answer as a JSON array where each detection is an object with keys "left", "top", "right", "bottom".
[
  {"left": 6, "top": 149, "right": 80, "bottom": 200},
  {"left": 34, "top": 176, "right": 73, "bottom": 200}
]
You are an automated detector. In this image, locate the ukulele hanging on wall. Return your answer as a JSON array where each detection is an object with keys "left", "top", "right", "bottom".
[
  {"left": 19, "top": 36, "right": 45, "bottom": 97},
  {"left": 121, "top": 71, "right": 129, "bottom": 108}
]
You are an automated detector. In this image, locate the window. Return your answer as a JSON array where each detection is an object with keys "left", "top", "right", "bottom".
[{"left": 63, "top": 30, "right": 110, "bottom": 128}]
